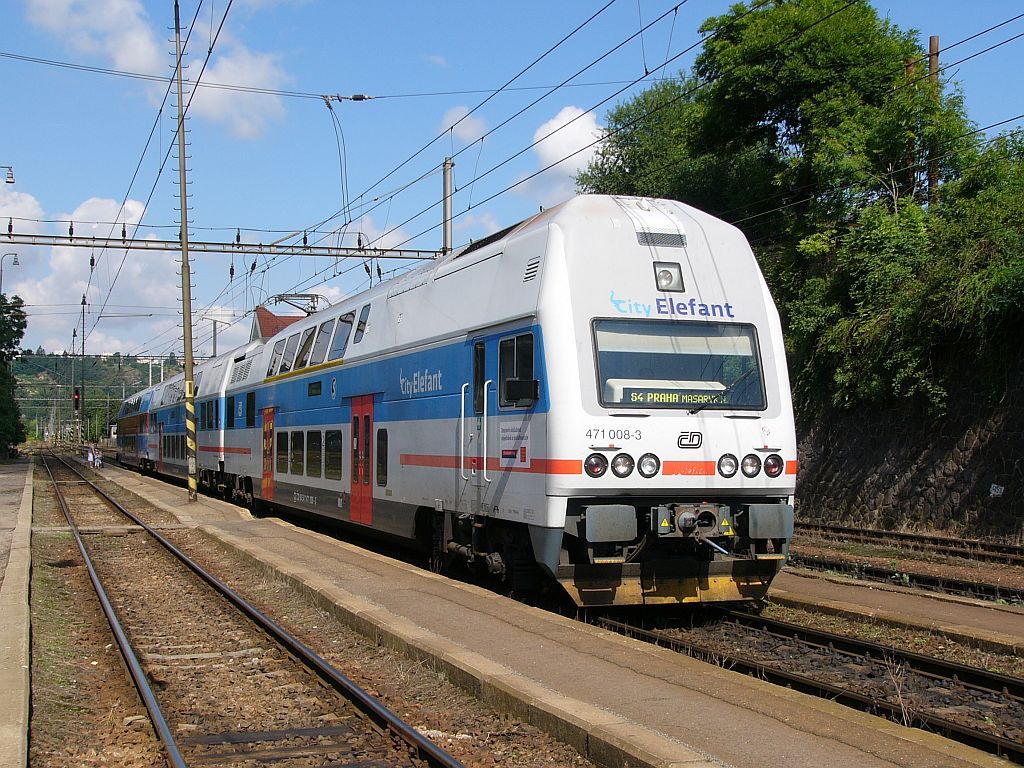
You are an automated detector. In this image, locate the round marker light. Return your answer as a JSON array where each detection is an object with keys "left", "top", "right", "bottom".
[
  {"left": 717, "top": 453, "right": 738, "bottom": 478},
  {"left": 584, "top": 453, "right": 608, "bottom": 478},
  {"left": 611, "top": 453, "right": 635, "bottom": 478},
  {"left": 764, "top": 454, "right": 784, "bottom": 478},
  {"left": 637, "top": 453, "right": 660, "bottom": 478},
  {"left": 656, "top": 269, "right": 676, "bottom": 290},
  {"left": 741, "top": 453, "right": 762, "bottom": 477}
]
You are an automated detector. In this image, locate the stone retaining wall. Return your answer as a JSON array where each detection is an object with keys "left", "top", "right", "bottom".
[{"left": 796, "top": 372, "right": 1024, "bottom": 539}]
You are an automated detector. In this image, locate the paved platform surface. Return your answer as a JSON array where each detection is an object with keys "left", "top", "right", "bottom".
[
  {"left": 0, "top": 459, "right": 34, "bottom": 768},
  {"left": 771, "top": 569, "right": 1024, "bottom": 653},
  {"left": 90, "top": 462, "right": 1005, "bottom": 768}
]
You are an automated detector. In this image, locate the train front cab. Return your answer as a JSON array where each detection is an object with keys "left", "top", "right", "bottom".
[{"left": 534, "top": 196, "right": 797, "bottom": 607}]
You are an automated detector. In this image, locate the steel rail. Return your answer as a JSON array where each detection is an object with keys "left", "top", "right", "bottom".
[
  {"left": 41, "top": 455, "right": 189, "bottom": 768},
  {"left": 795, "top": 521, "right": 1024, "bottom": 566},
  {"left": 50, "top": 453, "right": 465, "bottom": 768},
  {"left": 787, "top": 553, "right": 1024, "bottom": 603},
  {"left": 595, "top": 616, "right": 1024, "bottom": 762},
  {"left": 721, "top": 610, "right": 1024, "bottom": 700}
]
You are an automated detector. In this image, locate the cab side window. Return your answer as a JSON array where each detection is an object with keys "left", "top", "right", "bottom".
[{"left": 498, "top": 333, "right": 535, "bottom": 407}]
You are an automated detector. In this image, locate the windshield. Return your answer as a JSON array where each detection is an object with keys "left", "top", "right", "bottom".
[{"left": 593, "top": 319, "right": 765, "bottom": 410}]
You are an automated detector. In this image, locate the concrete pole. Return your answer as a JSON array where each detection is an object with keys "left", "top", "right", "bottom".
[
  {"left": 928, "top": 35, "right": 940, "bottom": 202},
  {"left": 174, "top": 0, "right": 198, "bottom": 502}
]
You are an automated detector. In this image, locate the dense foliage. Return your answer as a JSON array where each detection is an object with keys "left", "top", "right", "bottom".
[
  {"left": 14, "top": 351, "right": 181, "bottom": 442},
  {"left": 0, "top": 294, "right": 28, "bottom": 447},
  {"left": 578, "top": 0, "right": 1021, "bottom": 416}
]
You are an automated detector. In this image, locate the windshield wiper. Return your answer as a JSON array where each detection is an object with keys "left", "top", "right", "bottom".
[{"left": 688, "top": 367, "right": 758, "bottom": 415}]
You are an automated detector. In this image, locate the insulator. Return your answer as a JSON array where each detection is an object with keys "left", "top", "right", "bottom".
[
  {"left": 236, "top": 228, "right": 241, "bottom": 245},
  {"left": 376, "top": 263, "right": 382, "bottom": 280},
  {"left": 357, "top": 233, "right": 364, "bottom": 248},
  {"left": 363, "top": 261, "right": 371, "bottom": 277},
  {"left": 303, "top": 231, "right": 308, "bottom": 247},
  {"left": 68, "top": 221, "right": 74, "bottom": 237},
  {"left": 7, "top": 218, "right": 12, "bottom": 235},
  {"left": 229, "top": 263, "right": 235, "bottom": 280},
  {"left": 121, "top": 222, "right": 127, "bottom": 241},
  {"left": 250, "top": 259, "right": 256, "bottom": 273},
  {"left": 89, "top": 253, "right": 95, "bottom": 270}
]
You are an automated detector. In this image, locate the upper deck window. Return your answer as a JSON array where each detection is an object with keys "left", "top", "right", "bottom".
[
  {"left": 327, "top": 312, "right": 355, "bottom": 361},
  {"left": 293, "top": 327, "right": 317, "bottom": 370},
  {"left": 593, "top": 319, "right": 765, "bottom": 410},
  {"left": 267, "top": 339, "right": 286, "bottom": 378},
  {"left": 308, "top": 319, "right": 336, "bottom": 366},
  {"left": 353, "top": 304, "right": 371, "bottom": 344},
  {"left": 277, "top": 333, "right": 301, "bottom": 376}
]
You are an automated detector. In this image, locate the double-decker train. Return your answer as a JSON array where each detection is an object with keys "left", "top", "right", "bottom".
[{"left": 116, "top": 195, "right": 796, "bottom": 606}]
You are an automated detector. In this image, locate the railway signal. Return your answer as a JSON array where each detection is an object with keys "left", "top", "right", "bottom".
[{"left": 73, "top": 388, "right": 80, "bottom": 410}]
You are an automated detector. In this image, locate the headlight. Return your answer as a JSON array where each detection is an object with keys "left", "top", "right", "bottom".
[
  {"left": 637, "top": 453, "right": 660, "bottom": 478},
  {"left": 611, "top": 453, "right": 634, "bottom": 477},
  {"left": 763, "top": 454, "right": 784, "bottom": 478},
  {"left": 584, "top": 453, "right": 608, "bottom": 478},
  {"left": 717, "top": 454, "right": 738, "bottom": 478},
  {"left": 741, "top": 454, "right": 762, "bottom": 477},
  {"left": 652, "top": 261, "right": 684, "bottom": 291}
]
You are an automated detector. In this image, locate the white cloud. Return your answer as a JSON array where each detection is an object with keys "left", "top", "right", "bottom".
[
  {"left": 188, "top": 41, "right": 289, "bottom": 139},
  {"left": 439, "top": 106, "right": 487, "bottom": 145},
  {"left": 26, "top": 0, "right": 163, "bottom": 75},
  {"left": 11, "top": 196, "right": 182, "bottom": 356},
  {"left": 424, "top": 54, "right": 449, "bottom": 68},
  {"left": 522, "top": 106, "right": 603, "bottom": 208},
  {"left": 455, "top": 211, "right": 499, "bottom": 236},
  {"left": 26, "top": 0, "right": 289, "bottom": 140}
]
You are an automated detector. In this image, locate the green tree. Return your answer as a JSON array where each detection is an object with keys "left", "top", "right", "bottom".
[
  {"left": 0, "top": 294, "right": 28, "bottom": 447},
  {"left": 577, "top": 0, "right": 1003, "bottom": 416}
]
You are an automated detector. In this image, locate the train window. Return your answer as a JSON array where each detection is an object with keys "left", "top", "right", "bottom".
[
  {"left": 246, "top": 392, "right": 256, "bottom": 428},
  {"left": 353, "top": 304, "right": 372, "bottom": 344},
  {"left": 593, "top": 319, "right": 766, "bottom": 410},
  {"left": 306, "top": 430, "right": 322, "bottom": 478},
  {"left": 276, "top": 432, "right": 289, "bottom": 473},
  {"left": 215, "top": 400, "right": 220, "bottom": 429},
  {"left": 278, "top": 333, "right": 301, "bottom": 376},
  {"left": 267, "top": 339, "right": 286, "bottom": 377},
  {"left": 351, "top": 417, "right": 359, "bottom": 483},
  {"left": 325, "top": 430, "right": 343, "bottom": 480},
  {"left": 293, "top": 327, "right": 317, "bottom": 370},
  {"left": 473, "top": 341, "right": 485, "bottom": 414},
  {"left": 375, "top": 428, "right": 388, "bottom": 486},
  {"left": 327, "top": 312, "right": 355, "bottom": 361},
  {"left": 291, "top": 432, "right": 304, "bottom": 475},
  {"left": 362, "top": 415, "right": 371, "bottom": 486},
  {"left": 498, "top": 333, "right": 535, "bottom": 407},
  {"left": 308, "top": 319, "right": 335, "bottom": 366},
  {"left": 226, "top": 396, "right": 235, "bottom": 429},
  {"left": 199, "top": 402, "right": 206, "bottom": 431}
]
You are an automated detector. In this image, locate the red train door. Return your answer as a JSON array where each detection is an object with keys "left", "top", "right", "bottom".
[{"left": 350, "top": 395, "right": 373, "bottom": 525}]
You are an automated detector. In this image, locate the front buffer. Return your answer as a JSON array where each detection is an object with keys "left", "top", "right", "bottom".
[{"left": 552, "top": 499, "right": 793, "bottom": 607}]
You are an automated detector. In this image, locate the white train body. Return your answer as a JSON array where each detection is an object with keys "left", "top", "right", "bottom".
[{"left": 117, "top": 195, "right": 796, "bottom": 606}]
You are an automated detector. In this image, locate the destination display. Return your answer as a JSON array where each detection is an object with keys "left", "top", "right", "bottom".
[{"left": 624, "top": 387, "right": 726, "bottom": 406}]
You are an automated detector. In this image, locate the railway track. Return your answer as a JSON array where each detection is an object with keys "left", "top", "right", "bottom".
[
  {"left": 786, "top": 552, "right": 1024, "bottom": 603},
  {"left": 795, "top": 521, "right": 1024, "bottom": 566},
  {"left": 595, "top": 610, "right": 1024, "bottom": 763},
  {"left": 42, "top": 453, "right": 463, "bottom": 768}
]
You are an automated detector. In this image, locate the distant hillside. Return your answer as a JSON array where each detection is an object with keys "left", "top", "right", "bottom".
[{"left": 14, "top": 350, "right": 182, "bottom": 442}]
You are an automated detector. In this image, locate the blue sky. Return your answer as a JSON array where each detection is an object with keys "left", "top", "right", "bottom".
[{"left": 1, "top": 1, "right": 1021, "bottom": 360}]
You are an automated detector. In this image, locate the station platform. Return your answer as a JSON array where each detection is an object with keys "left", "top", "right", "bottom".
[
  {"left": 0, "top": 458, "right": 33, "bottom": 768},
  {"left": 85, "top": 462, "right": 1005, "bottom": 768},
  {"left": 770, "top": 568, "right": 1024, "bottom": 654}
]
